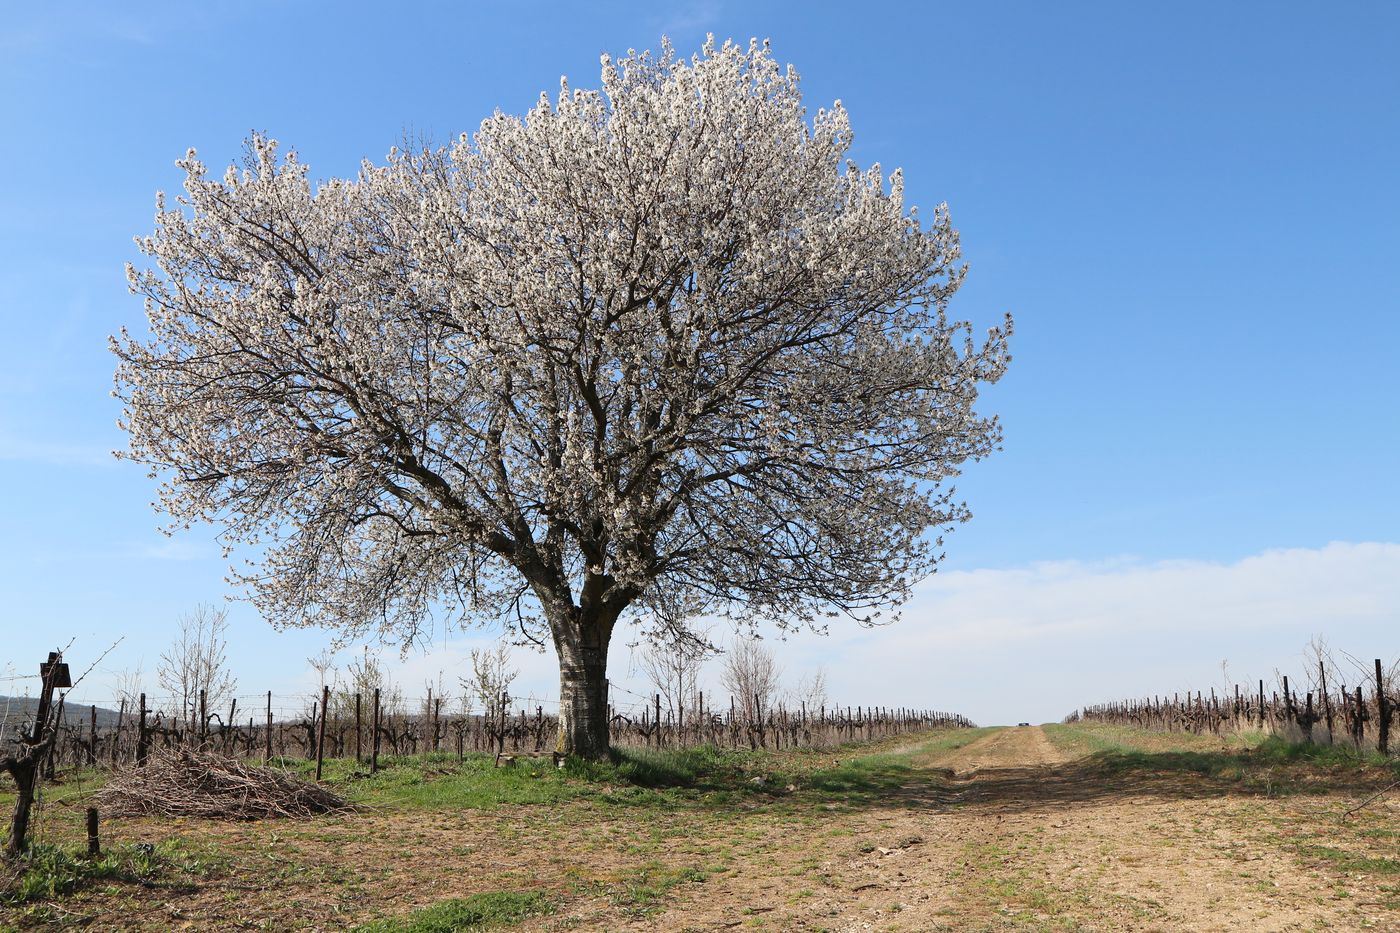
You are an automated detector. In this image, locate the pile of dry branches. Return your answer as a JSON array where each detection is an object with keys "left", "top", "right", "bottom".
[{"left": 95, "top": 748, "right": 350, "bottom": 820}]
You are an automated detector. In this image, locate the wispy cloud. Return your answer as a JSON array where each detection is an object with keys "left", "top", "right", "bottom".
[
  {"left": 0, "top": 26, "right": 47, "bottom": 53},
  {"left": 276, "top": 542, "right": 1400, "bottom": 728},
  {"left": 651, "top": 0, "right": 724, "bottom": 40},
  {"left": 0, "top": 436, "right": 117, "bottom": 468},
  {"left": 133, "top": 538, "right": 218, "bottom": 562},
  {"left": 898, "top": 542, "right": 1400, "bottom": 646},
  {"left": 0, "top": 6, "right": 191, "bottom": 57},
  {"left": 807, "top": 541, "right": 1400, "bottom": 724}
]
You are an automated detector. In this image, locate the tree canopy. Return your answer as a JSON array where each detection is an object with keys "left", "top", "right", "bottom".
[{"left": 114, "top": 36, "right": 1010, "bottom": 756}]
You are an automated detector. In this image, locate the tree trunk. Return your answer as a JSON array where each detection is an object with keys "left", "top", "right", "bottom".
[
  {"left": 6, "top": 760, "right": 37, "bottom": 856},
  {"left": 556, "top": 642, "right": 610, "bottom": 759}
]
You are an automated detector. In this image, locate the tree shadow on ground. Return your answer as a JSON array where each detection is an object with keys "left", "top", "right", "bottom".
[{"left": 811, "top": 742, "right": 1400, "bottom": 816}]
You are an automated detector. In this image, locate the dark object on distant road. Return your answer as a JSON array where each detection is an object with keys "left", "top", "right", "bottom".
[{"left": 1017, "top": 722, "right": 1031, "bottom": 727}]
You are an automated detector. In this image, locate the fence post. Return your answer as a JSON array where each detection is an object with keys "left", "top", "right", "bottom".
[
  {"left": 497, "top": 691, "right": 507, "bottom": 756},
  {"left": 45, "top": 696, "right": 64, "bottom": 779},
  {"left": 137, "top": 692, "right": 150, "bottom": 765},
  {"left": 86, "top": 807, "right": 100, "bottom": 858},
  {"left": 424, "top": 687, "right": 433, "bottom": 762},
  {"left": 265, "top": 691, "right": 273, "bottom": 763},
  {"left": 757, "top": 693, "right": 767, "bottom": 749},
  {"left": 1355, "top": 684, "right": 1366, "bottom": 748},
  {"left": 315, "top": 684, "right": 329, "bottom": 781},
  {"left": 372, "top": 687, "right": 382, "bottom": 773},
  {"left": 355, "top": 693, "right": 363, "bottom": 765},
  {"left": 1319, "top": 660, "right": 1334, "bottom": 743},
  {"left": 113, "top": 698, "right": 125, "bottom": 767},
  {"left": 88, "top": 705, "right": 98, "bottom": 767},
  {"left": 1376, "top": 659, "right": 1390, "bottom": 756}
]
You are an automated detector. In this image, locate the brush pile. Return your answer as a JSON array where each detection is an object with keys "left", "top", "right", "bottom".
[{"left": 95, "top": 748, "right": 351, "bottom": 820}]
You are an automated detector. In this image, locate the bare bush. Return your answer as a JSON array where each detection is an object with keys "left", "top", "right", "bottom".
[
  {"left": 638, "top": 631, "right": 713, "bottom": 721},
  {"left": 789, "top": 667, "right": 829, "bottom": 713},
  {"left": 721, "top": 638, "right": 782, "bottom": 721},
  {"left": 336, "top": 650, "right": 403, "bottom": 718},
  {"left": 157, "top": 605, "right": 237, "bottom": 731},
  {"left": 462, "top": 643, "right": 518, "bottom": 722},
  {"left": 113, "top": 664, "right": 146, "bottom": 715}
]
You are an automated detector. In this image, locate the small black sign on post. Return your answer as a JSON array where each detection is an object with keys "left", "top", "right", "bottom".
[
  {"left": 31, "top": 653, "right": 71, "bottom": 745},
  {"left": 40, "top": 653, "right": 72, "bottom": 690}
]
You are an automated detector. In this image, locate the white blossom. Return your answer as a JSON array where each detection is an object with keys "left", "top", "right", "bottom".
[{"left": 113, "top": 36, "right": 1010, "bottom": 755}]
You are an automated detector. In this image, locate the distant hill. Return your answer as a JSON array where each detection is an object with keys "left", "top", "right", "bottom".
[{"left": 0, "top": 695, "right": 125, "bottom": 733}]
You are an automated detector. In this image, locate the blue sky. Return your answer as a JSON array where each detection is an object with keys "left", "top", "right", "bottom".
[{"left": 1, "top": 1, "right": 1395, "bottom": 724}]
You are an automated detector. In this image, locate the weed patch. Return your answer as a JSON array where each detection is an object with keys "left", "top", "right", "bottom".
[
  {"left": 1046, "top": 724, "right": 1399, "bottom": 794},
  {"left": 350, "top": 890, "right": 552, "bottom": 932},
  {"left": 578, "top": 863, "right": 709, "bottom": 917},
  {"left": 0, "top": 839, "right": 208, "bottom": 905}
]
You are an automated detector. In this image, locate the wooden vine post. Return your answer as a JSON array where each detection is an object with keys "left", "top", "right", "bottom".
[
  {"left": 112, "top": 699, "right": 125, "bottom": 767},
  {"left": 85, "top": 807, "right": 100, "bottom": 858},
  {"left": 2, "top": 652, "right": 71, "bottom": 857},
  {"left": 315, "top": 685, "right": 330, "bottom": 781},
  {"left": 1376, "top": 659, "right": 1391, "bottom": 756},
  {"left": 371, "top": 688, "right": 382, "bottom": 774},
  {"left": 137, "top": 693, "right": 150, "bottom": 765}
]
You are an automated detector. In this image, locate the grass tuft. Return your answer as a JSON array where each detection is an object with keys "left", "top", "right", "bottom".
[{"left": 350, "top": 890, "right": 552, "bottom": 932}]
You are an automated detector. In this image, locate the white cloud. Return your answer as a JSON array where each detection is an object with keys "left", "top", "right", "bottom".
[
  {"left": 650, "top": 1, "right": 724, "bottom": 40},
  {"left": 133, "top": 538, "right": 218, "bottom": 561},
  {"left": 0, "top": 436, "right": 115, "bottom": 468},
  {"left": 290, "top": 542, "right": 1400, "bottom": 729},
  {"left": 802, "top": 541, "right": 1400, "bottom": 725}
]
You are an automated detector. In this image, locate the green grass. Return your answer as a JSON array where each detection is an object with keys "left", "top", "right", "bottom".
[
  {"left": 0, "top": 839, "right": 210, "bottom": 905},
  {"left": 1, "top": 730, "right": 984, "bottom": 825},
  {"left": 280, "top": 730, "right": 982, "bottom": 812},
  {"left": 0, "top": 766, "right": 107, "bottom": 815},
  {"left": 576, "top": 863, "right": 709, "bottom": 917},
  {"left": 803, "top": 727, "right": 997, "bottom": 805},
  {"left": 350, "top": 890, "right": 552, "bottom": 932},
  {"left": 1294, "top": 845, "right": 1400, "bottom": 875},
  {"left": 289, "top": 747, "right": 740, "bottom": 810},
  {"left": 1044, "top": 723, "right": 1400, "bottom": 791},
  {"left": 1041, "top": 722, "right": 1270, "bottom": 758}
]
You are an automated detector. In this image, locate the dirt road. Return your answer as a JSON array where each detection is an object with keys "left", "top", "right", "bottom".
[
  {"left": 586, "top": 726, "right": 1395, "bottom": 932},
  {"left": 922, "top": 722, "right": 1071, "bottom": 774}
]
